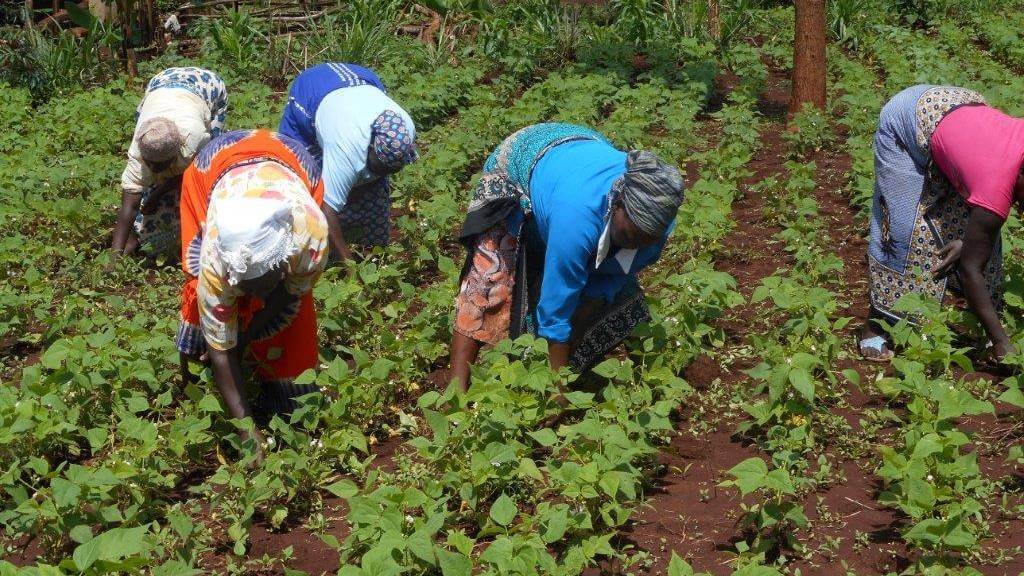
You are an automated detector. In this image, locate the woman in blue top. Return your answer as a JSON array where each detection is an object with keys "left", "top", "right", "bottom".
[
  {"left": 279, "top": 63, "right": 417, "bottom": 261},
  {"left": 450, "top": 123, "right": 685, "bottom": 392}
]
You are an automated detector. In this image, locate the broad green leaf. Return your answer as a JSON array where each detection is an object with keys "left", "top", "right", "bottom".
[
  {"left": 72, "top": 525, "right": 149, "bottom": 571},
  {"left": 540, "top": 506, "right": 568, "bottom": 544},
  {"left": 437, "top": 548, "right": 471, "bottom": 576},
  {"left": 788, "top": 367, "right": 814, "bottom": 403},
  {"left": 667, "top": 552, "right": 699, "bottom": 576},
  {"left": 69, "top": 525, "right": 93, "bottom": 544},
  {"left": 528, "top": 428, "right": 558, "bottom": 447},
  {"left": 998, "top": 385, "right": 1024, "bottom": 408},
  {"left": 904, "top": 518, "right": 944, "bottom": 545},
  {"left": 325, "top": 479, "right": 359, "bottom": 499},
  {"left": 937, "top": 387, "right": 992, "bottom": 420},
  {"left": 489, "top": 493, "right": 517, "bottom": 527},
  {"left": 724, "top": 458, "right": 768, "bottom": 497},
  {"left": 732, "top": 565, "right": 783, "bottom": 576},
  {"left": 50, "top": 478, "right": 80, "bottom": 508}
]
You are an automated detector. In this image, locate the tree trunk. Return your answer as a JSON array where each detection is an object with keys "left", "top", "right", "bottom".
[
  {"left": 24, "top": 0, "right": 33, "bottom": 27},
  {"left": 790, "top": 0, "right": 826, "bottom": 115},
  {"left": 707, "top": 0, "right": 720, "bottom": 41},
  {"left": 115, "top": 0, "right": 136, "bottom": 81}
]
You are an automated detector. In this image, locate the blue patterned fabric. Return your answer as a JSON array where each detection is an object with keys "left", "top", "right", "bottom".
[
  {"left": 278, "top": 63, "right": 387, "bottom": 155},
  {"left": 144, "top": 67, "right": 228, "bottom": 137},
  {"left": 869, "top": 84, "right": 933, "bottom": 273},
  {"left": 193, "top": 129, "right": 255, "bottom": 172},
  {"left": 336, "top": 178, "right": 392, "bottom": 251},
  {"left": 371, "top": 110, "right": 418, "bottom": 170},
  {"left": 481, "top": 123, "right": 610, "bottom": 195},
  {"left": 461, "top": 123, "right": 609, "bottom": 240},
  {"left": 274, "top": 132, "right": 322, "bottom": 185}
]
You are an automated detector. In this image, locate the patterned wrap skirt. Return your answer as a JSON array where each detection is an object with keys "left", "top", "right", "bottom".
[
  {"left": 335, "top": 177, "right": 392, "bottom": 252},
  {"left": 176, "top": 129, "right": 325, "bottom": 420},
  {"left": 868, "top": 85, "right": 1003, "bottom": 323},
  {"left": 134, "top": 184, "right": 181, "bottom": 260},
  {"left": 455, "top": 123, "right": 651, "bottom": 372}
]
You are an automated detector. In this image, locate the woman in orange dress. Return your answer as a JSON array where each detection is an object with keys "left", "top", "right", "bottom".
[{"left": 176, "top": 129, "right": 328, "bottom": 457}]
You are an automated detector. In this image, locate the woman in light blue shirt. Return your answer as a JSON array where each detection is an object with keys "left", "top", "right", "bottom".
[
  {"left": 450, "top": 123, "right": 684, "bottom": 393},
  {"left": 279, "top": 63, "right": 417, "bottom": 261}
]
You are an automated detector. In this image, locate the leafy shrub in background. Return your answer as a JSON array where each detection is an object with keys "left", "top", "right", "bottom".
[{"left": 0, "top": 23, "right": 121, "bottom": 103}]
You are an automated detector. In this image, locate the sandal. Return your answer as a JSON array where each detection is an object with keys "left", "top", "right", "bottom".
[{"left": 859, "top": 335, "right": 894, "bottom": 362}]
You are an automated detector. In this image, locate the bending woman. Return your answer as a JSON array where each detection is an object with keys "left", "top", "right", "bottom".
[
  {"left": 861, "top": 85, "right": 1024, "bottom": 361},
  {"left": 279, "top": 63, "right": 417, "bottom": 261},
  {"left": 450, "top": 123, "right": 685, "bottom": 391},
  {"left": 176, "top": 130, "right": 328, "bottom": 454},
  {"left": 114, "top": 67, "right": 228, "bottom": 259}
]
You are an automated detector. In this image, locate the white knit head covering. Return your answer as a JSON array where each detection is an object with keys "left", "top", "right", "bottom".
[
  {"left": 212, "top": 198, "right": 296, "bottom": 286},
  {"left": 138, "top": 117, "right": 183, "bottom": 164}
]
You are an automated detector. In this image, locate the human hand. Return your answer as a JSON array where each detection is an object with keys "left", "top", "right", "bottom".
[
  {"left": 933, "top": 239, "right": 963, "bottom": 279},
  {"left": 240, "top": 427, "right": 267, "bottom": 467},
  {"left": 993, "top": 339, "right": 1017, "bottom": 363}
]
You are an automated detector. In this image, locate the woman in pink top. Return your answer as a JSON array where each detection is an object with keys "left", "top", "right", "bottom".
[{"left": 861, "top": 84, "right": 1024, "bottom": 362}]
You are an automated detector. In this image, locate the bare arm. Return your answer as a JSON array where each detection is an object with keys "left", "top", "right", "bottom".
[
  {"left": 548, "top": 342, "right": 571, "bottom": 372},
  {"left": 321, "top": 203, "right": 354, "bottom": 263},
  {"left": 959, "top": 206, "right": 1013, "bottom": 358},
  {"left": 112, "top": 191, "right": 142, "bottom": 255},
  {"left": 209, "top": 347, "right": 266, "bottom": 461}
]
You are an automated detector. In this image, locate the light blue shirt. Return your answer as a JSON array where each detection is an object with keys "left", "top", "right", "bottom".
[
  {"left": 528, "top": 140, "right": 671, "bottom": 343},
  {"left": 315, "top": 85, "right": 415, "bottom": 211}
]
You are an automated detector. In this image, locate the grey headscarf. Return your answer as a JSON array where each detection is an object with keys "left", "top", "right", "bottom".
[
  {"left": 137, "top": 117, "right": 183, "bottom": 164},
  {"left": 619, "top": 150, "right": 685, "bottom": 236}
]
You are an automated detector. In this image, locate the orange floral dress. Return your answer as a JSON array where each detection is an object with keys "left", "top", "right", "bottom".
[{"left": 175, "top": 129, "right": 326, "bottom": 384}]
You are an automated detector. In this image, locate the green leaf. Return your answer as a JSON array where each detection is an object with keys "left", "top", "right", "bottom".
[
  {"left": 591, "top": 358, "right": 620, "bottom": 378},
  {"left": 841, "top": 368, "right": 860, "bottom": 386},
  {"left": 910, "top": 434, "right": 943, "bottom": 460},
  {"left": 724, "top": 458, "right": 768, "bottom": 497},
  {"left": 998, "top": 385, "right": 1024, "bottom": 408},
  {"left": 325, "top": 479, "right": 359, "bottom": 499},
  {"left": 50, "top": 478, "right": 80, "bottom": 508},
  {"left": 423, "top": 409, "right": 449, "bottom": 444},
  {"left": 540, "top": 506, "right": 568, "bottom": 544},
  {"left": 732, "top": 565, "right": 783, "bottom": 576},
  {"left": 437, "top": 548, "right": 471, "bottom": 576},
  {"left": 489, "top": 493, "right": 517, "bottom": 527},
  {"left": 69, "top": 525, "right": 93, "bottom": 544},
  {"left": 904, "top": 518, "right": 944, "bottom": 545},
  {"left": 65, "top": 2, "right": 98, "bottom": 29},
  {"left": 446, "top": 531, "right": 475, "bottom": 557},
  {"left": 528, "top": 428, "right": 558, "bottom": 447},
  {"left": 73, "top": 525, "right": 149, "bottom": 571},
  {"left": 666, "top": 552, "right": 694, "bottom": 576},
  {"left": 788, "top": 367, "right": 814, "bottom": 403},
  {"left": 937, "top": 387, "right": 992, "bottom": 420}
]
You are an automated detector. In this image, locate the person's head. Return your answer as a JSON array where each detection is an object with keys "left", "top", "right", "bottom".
[
  {"left": 609, "top": 150, "right": 685, "bottom": 249},
  {"left": 236, "top": 262, "right": 287, "bottom": 300},
  {"left": 367, "top": 109, "right": 417, "bottom": 177},
  {"left": 610, "top": 197, "right": 663, "bottom": 249},
  {"left": 214, "top": 197, "right": 296, "bottom": 299},
  {"left": 137, "top": 117, "right": 183, "bottom": 173}
]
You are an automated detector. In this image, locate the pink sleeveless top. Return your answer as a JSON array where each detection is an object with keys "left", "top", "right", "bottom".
[{"left": 931, "top": 104, "right": 1024, "bottom": 220}]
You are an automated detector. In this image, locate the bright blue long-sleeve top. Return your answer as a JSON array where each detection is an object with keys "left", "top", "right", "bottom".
[{"left": 527, "top": 139, "right": 671, "bottom": 343}]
